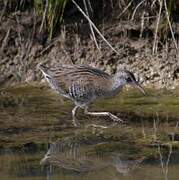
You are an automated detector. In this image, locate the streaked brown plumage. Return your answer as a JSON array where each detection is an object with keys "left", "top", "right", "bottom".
[{"left": 39, "top": 64, "right": 145, "bottom": 126}]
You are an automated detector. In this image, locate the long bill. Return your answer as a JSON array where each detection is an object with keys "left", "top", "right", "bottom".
[{"left": 133, "top": 82, "right": 146, "bottom": 95}]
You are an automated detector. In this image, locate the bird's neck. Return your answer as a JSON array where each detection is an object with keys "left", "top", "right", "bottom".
[
  {"left": 111, "top": 75, "right": 126, "bottom": 90},
  {"left": 101, "top": 75, "right": 126, "bottom": 98}
]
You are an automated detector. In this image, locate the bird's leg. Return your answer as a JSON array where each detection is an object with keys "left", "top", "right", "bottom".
[
  {"left": 72, "top": 106, "right": 80, "bottom": 127},
  {"left": 84, "top": 107, "right": 123, "bottom": 122}
]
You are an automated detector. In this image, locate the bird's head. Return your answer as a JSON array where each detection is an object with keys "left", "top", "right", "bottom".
[{"left": 115, "top": 70, "right": 146, "bottom": 95}]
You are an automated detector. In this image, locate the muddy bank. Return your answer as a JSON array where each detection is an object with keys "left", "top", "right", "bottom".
[
  {"left": 0, "top": 2, "right": 179, "bottom": 88},
  {"left": 0, "top": 85, "right": 179, "bottom": 150},
  {"left": 0, "top": 85, "right": 179, "bottom": 180}
]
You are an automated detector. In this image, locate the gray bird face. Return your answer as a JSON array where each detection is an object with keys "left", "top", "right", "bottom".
[
  {"left": 125, "top": 71, "right": 146, "bottom": 95},
  {"left": 116, "top": 70, "right": 146, "bottom": 95}
]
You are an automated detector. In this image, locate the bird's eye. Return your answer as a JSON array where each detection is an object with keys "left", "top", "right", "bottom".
[{"left": 127, "top": 77, "right": 132, "bottom": 82}]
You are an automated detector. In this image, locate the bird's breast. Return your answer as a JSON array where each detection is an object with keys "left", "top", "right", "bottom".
[{"left": 93, "top": 85, "right": 123, "bottom": 99}]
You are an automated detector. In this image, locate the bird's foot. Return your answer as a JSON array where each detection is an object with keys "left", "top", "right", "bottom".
[
  {"left": 72, "top": 118, "right": 80, "bottom": 127},
  {"left": 86, "top": 124, "right": 108, "bottom": 129},
  {"left": 109, "top": 113, "right": 123, "bottom": 123}
]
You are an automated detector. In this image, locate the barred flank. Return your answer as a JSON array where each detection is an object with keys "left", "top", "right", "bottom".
[{"left": 39, "top": 64, "right": 113, "bottom": 104}]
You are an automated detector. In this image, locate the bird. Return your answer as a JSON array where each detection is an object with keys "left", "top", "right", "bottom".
[{"left": 39, "top": 64, "right": 146, "bottom": 127}]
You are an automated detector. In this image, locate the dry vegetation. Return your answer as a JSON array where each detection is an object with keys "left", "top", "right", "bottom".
[{"left": 0, "top": 0, "right": 178, "bottom": 87}]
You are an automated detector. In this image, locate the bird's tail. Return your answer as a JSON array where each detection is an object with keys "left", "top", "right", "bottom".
[
  {"left": 38, "top": 63, "right": 48, "bottom": 72},
  {"left": 38, "top": 63, "right": 52, "bottom": 79}
]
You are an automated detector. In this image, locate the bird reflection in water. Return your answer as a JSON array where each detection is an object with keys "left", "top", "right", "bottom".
[{"left": 41, "top": 137, "right": 143, "bottom": 177}]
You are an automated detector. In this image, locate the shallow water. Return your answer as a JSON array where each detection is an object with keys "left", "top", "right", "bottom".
[{"left": 0, "top": 85, "right": 179, "bottom": 180}]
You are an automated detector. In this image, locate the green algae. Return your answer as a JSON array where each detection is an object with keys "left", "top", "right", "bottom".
[
  {"left": 0, "top": 84, "right": 179, "bottom": 180},
  {"left": 0, "top": 84, "right": 179, "bottom": 152}
]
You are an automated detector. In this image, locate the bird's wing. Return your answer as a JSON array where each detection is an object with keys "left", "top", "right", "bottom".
[{"left": 46, "top": 65, "right": 112, "bottom": 99}]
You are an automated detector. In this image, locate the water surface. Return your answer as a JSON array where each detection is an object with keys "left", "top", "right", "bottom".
[{"left": 0, "top": 85, "right": 179, "bottom": 180}]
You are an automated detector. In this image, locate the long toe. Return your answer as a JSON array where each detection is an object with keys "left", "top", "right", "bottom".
[
  {"left": 72, "top": 118, "right": 80, "bottom": 127},
  {"left": 109, "top": 114, "right": 123, "bottom": 123}
]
